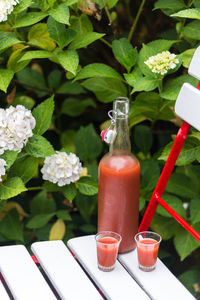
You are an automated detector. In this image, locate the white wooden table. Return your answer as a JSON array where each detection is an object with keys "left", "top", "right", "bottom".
[{"left": 0, "top": 235, "right": 195, "bottom": 300}]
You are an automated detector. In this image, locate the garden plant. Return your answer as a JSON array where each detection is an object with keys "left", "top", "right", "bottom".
[{"left": 0, "top": 0, "right": 200, "bottom": 297}]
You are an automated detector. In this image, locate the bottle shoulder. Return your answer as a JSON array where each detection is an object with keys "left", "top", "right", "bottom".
[{"left": 99, "top": 152, "right": 140, "bottom": 172}]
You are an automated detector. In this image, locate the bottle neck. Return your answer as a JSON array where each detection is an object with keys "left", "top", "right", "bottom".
[{"left": 110, "top": 117, "right": 131, "bottom": 155}]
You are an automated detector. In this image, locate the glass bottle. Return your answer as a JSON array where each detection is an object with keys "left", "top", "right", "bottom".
[{"left": 98, "top": 97, "right": 140, "bottom": 253}]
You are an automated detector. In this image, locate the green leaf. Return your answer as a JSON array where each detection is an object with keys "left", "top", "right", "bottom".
[
  {"left": 194, "top": 0, "right": 200, "bottom": 7},
  {"left": 134, "top": 125, "right": 153, "bottom": 154},
  {"left": 56, "top": 210, "right": 72, "bottom": 221},
  {"left": 26, "top": 213, "right": 55, "bottom": 229},
  {"left": 75, "top": 124, "right": 103, "bottom": 161},
  {"left": 179, "top": 269, "right": 200, "bottom": 294},
  {"left": 0, "top": 69, "right": 14, "bottom": 93},
  {"left": 32, "top": 95, "right": 54, "bottom": 135},
  {"left": 57, "top": 81, "right": 86, "bottom": 94},
  {"left": 70, "top": 14, "right": 93, "bottom": 33},
  {"left": 48, "top": 70, "right": 61, "bottom": 89},
  {"left": 181, "top": 48, "right": 196, "bottom": 68},
  {"left": 160, "top": 75, "right": 198, "bottom": 101},
  {"left": 190, "top": 197, "right": 200, "bottom": 224},
  {"left": 171, "top": 8, "right": 200, "bottom": 19},
  {"left": 150, "top": 214, "right": 179, "bottom": 240},
  {"left": 75, "top": 192, "right": 97, "bottom": 222},
  {"left": 47, "top": 16, "right": 76, "bottom": 49},
  {"left": 165, "top": 173, "right": 198, "bottom": 198},
  {"left": 0, "top": 209, "right": 24, "bottom": 242},
  {"left": 62, "top": 183, "right": 77, "bottom": 202},
  {"left": 8, "top": 156, "right": 38, "bottom": 183},
  {"left": 68, "top": 32, "right": 105, "bottom": 50},
  {"left": 77, "top": 177, "right": 98, "bottom": 195},
  {"left": 24, "top": 135, "right": 55, "bottom": 158},
  {"left": 61, "top": 129, "right": 76, "bottom": 152},
  {"left": 75, "top": 63, "right": 122, "bottom": 81},
  {"left": 123, "top": 67, "right": 143, "bottom": 87},
  {"left": 159, "top": 136, "right": 200, "bottom": 165},
  {"left": 65, "top": 0, "right": 79, "bottom": 5},
  {"left": 154, "top": 0, "right": 186, "bottom": 11},
  {"left": 7, "top": 47, "right": 30, "bottom": 73},
  {"left": 174, "top": 224, "right": 200, "bottom": 260},
  {"left": 112, "top": 38, "right": 138, "bottom": 71},
  {"left": 0, "top": 177, "right": 27, "bottom": 200},
  {"left": 0, "top": 151, "right": 18, "bottom": 170},
  {"left": 28, "top": 23, "right": 56, "bottom": 51},
  {"left": 157, "top": 193, "right": 186, "bottom": 219},
  {"left": 13, "top": 12, "right": 48, "bottom": 28},
  {"left": 57, "top": 50, "right": 79, "bottom": 75},
  {"left": 129, "top": 92, "right": 174, "bottom": 127},
  {"left": 16, "top": 68, "right": 48, "bottom": 94},
  {"left": 13, "top": 96, "right": 35, "bottom": 110},
  {"left": 182, "top": 20, "right": 200, "bottom": 40},
  {"left": 30, "top": 190, "right": 56, "bottom": 215},
  {"left": 81, "top": 77, "right": 127, "bottom": 102},
  {"left": 86, "top": 164, "right": 98, "bottom": 181},
  {"left": 131, "top": 76, "right": 160, "bottom": 93},
  {"left": 140, "top": 160, "right": 160, "bottom": 192},
  {"left": 35, "top": 224, "right": 51, "bottom": 240},
  {"left": 138, "top": 40, "right": 177, "bottom": 76},
  {"left": 19, "top": 50, "right": 53, "bottom": 61},
  {"left": 108, "top": 0, "right": 119, "bottom": 9},
  {"left": 61, "top": 97, "right": 96, "bottom": 116},
  {"left": 76, "top": 193, "right": 98, "bottom": 223},
  {"left": 14, "top": 0, "right": 32, "bottom": 13},
  {"left": 0, "top": 32, "right": 22, "bottom": 52},
  {"left": 42, "top": 181, "right": 61, "bottom": 192},
  {"left": 49, "top": 3, "right": 70, "bottom": 25}
]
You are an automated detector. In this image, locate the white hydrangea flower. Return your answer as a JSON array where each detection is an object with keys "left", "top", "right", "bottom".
[
  {"left": 41, "top": 151, "right": 83, "bottom": 186},
  {"left": 0, "top": 158, "right": 6, "bottom": 182},
  {"left": 0, "top": 0, "right": 19, "bottom": 23},
  {"left": 0, "top": 105, "right": 36, "bottom": 154},
  {"left": 144, "top": 51, "right": 179, "bottom": 76}
]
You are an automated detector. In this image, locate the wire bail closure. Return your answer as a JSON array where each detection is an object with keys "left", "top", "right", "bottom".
[{"left": 100, "top": 110, "right": 116, "bottom": 143}]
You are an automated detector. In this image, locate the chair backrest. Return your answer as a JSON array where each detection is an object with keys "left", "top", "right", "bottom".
[{"left": 139, "top": 47, "right": 200, "bottom": 243}]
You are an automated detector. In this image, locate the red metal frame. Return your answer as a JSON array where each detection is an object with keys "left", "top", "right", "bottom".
[{"left": 139, "top": 82, "right": 200, "bottom": 243}]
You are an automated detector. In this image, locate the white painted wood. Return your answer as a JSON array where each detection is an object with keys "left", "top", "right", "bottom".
[
  {"left": 67, "top": 235, "right": 150, "bottom": 300},
  {"left": 175, "top": 82, "right": 200, "bottom": 130},
  {"left": 0, "top": 280, "right": 10, "bottom": 300},
  {"left": 188, "top": 46, "right": 200, "bottom": 80},
  {"left": 0, "top": 245, "right": 56, "bottom": 300},
  {"left": 31, "top": 240, "right": 102, "bottom": 300},
  {"left": 118, "top": 249, "right": 195, "bottom": 300}
]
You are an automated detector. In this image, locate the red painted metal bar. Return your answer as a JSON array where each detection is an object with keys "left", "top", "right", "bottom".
[
  {"left": 139, "top": 121, "right": 190, "bottom": 232},
  {"left": 139, "top": 81, "right": 200, "bottom": 240},
  {"left": 156, "top": 194, "right": 200, "bottom": 242}
]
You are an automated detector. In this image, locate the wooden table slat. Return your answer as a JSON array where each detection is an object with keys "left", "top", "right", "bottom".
[
  {"left": 67, "top": 235, "right": 150, "bottom": 300},
  {"left": 0, "top": 279, "right": 10, "bottom": 300},
  {"left": 0, "top": 245, "right": 56, "bottom": 300},
  {"left": 118, "top": 249, "right": 195, "bottom": 300},
  {"left": 31, "top": 240, "right": 103, "bottom": 300}
]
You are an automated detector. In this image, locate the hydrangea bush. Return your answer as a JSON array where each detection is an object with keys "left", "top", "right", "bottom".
[{"left": 0, "top": 0, "right": 200, "bottom": 295}]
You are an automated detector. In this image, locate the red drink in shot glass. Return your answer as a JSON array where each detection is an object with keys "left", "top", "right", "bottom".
[
  {"left": 135, "top": 231, "right": 162, "bottom": 272},
  {"left": 95, "top": 231, "right": 122, "bottom": 272}
]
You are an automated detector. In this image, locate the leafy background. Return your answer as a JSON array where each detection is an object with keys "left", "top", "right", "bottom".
[{"left": 0, "top": 0, "right": 200, "bottom": 297}]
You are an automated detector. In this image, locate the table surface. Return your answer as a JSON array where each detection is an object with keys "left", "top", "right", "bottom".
[{"left": 0, "top": 235, "right": 196, "bottom": 300}]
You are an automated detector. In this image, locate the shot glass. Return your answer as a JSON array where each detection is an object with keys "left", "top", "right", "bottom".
[
  {"left": 134, "top": 231, "right": 162, "bottom": 272},
  {"left": 95, "top": 231, "right": 122, "bottom": 272}
]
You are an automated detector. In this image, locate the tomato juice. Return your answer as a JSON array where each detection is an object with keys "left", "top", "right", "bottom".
[
  {"left": 137, "top": 238, "right": 159, "bottom": 268},
  {"left": 97, "top": 237, "right": 119, "bottom": 268},
  {"left": 98, "top": 154, "right": 140, "bottom": 253}
]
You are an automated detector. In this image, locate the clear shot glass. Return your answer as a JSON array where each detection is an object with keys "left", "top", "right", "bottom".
[
  {"left": 95, "top": 231, "right": 122, "bottom": 272},
  {"left": 134, "top": 231, "right": 162, "bottom": 272}
]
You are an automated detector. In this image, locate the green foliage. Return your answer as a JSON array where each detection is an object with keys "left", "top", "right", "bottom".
[{"left": 0, "top": 0, "right": 199, "bottom": 289}]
